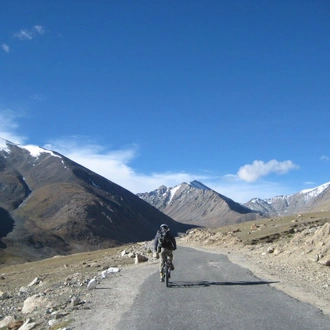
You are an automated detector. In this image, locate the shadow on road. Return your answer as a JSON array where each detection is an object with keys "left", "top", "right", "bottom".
[{"left": 168, "top": 280, "right": 278, "bottom": 288}]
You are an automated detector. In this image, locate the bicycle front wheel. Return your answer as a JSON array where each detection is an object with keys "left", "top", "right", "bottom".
[{"left": 164, "top": 263, "right": 169, "bottom": 287}]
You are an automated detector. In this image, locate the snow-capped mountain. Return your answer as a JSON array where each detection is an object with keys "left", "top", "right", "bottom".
[
  {"left": 0, "top": 138, "right": 192, "bottom": 264},
  {"left": 137, "top": 180, "right": 261, "bottom": 227},
  {"left": 245, "top": 182, "right": 330, "bottom": 216}
]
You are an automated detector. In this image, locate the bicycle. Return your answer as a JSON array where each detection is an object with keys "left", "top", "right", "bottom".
[{"left": 162, "top": 256, "right": 173, "bottom": 287}]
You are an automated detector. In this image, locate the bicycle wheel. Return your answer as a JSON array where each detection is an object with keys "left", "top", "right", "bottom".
[{"left": 164, "top": 262, "right": 169, "bottom": 287}]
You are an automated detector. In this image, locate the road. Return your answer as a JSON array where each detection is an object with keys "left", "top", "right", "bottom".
[{"left": 117, "top": 246, "right": 330, "bottom": 330}]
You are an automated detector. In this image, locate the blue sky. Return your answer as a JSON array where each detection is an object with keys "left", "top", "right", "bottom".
[{"left": 1, "top": 1, "right": 329, "bottom": 203}]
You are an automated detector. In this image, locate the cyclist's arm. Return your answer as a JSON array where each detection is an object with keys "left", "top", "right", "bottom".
[{"left": 153, "top": 232, "right": 159, "bottom": 251}]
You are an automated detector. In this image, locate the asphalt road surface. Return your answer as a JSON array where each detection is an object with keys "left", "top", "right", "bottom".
[{"left": 117, "top": 246, "right": 330, "bottom": 330}]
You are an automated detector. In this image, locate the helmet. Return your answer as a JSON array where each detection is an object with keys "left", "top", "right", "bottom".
[{"left": 160, "top": 224, "right": 169, "bottom": 231}]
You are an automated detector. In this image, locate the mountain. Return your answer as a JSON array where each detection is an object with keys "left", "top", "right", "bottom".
[
  {"left": 245, "top": 182, "right": 330, "bottom": 216},
  {"left": 0, "top": 138, "right": 193, "bottom": 265},
  {"left": 137, "top": 180, "right": 261, "bottom": 227}
]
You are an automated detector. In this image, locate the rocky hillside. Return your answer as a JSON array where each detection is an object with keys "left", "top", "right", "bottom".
[
  {"left": 0, "top": 138, "right": 193, "bottom": 265},
  {"left": 137, "top": 180, "right": 261, "bottom": 227}
]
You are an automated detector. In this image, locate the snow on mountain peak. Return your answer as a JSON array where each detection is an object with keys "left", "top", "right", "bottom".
[
  {"left": 21, "top": 145, "right": 62, "bottom": 159},
  {"left": 169, "top": 185, "right": 181, "bottom": 202},
  {"left": 0, "top": 138, "right": 11, "bottom": 153},
  {"left": 300, "top": 182, "right": 330, "bottom": 200}
]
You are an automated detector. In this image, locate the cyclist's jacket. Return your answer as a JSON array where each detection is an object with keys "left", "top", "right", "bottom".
[{"left": 154, "top": 229, "right": 176, "bottom": 251}]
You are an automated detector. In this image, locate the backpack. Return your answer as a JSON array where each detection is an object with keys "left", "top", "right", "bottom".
[{"left": 158, "top": 230, "right": 171, "bottom": 247}]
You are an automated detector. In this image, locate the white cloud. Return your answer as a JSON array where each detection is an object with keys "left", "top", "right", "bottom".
[
  {"left": 237, "top": 159, "right": 299, "bottom": 183},
  {"left": 44, "top": 137, "right": 202, "bottom": 194},
  {"left": 0, "top": 109, "right": 26, "bottom": 144},
  {"left": 320, "top": 155, "right": 329, "bottom": 162},
  {"left": 42, "top": 138, "right": 298, "bottom": 202},
  {"left": 205, "top": 179, "right": 293, "bottom": 203},
  {"left": 13, "top": 25, "right": 45, "bottom": 40},
  {"left": 1, "top": 44, "right": 10, "bottom": 53},
  {"left": 0, "top": 112, "right": 302, "bottom": 203},
  {"left": 34, "top": 25, "right": 45, "bottom": 35},
  {"left": 13, "top": 29, "right": 34, "bottom": 40}
]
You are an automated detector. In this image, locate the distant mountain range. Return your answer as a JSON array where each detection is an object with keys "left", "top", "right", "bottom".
[
  {"left": 1, "top": 137, "right": 329, "bottom": 265},
  {"left": 137, "top": 181, "right": 262, "bottom": 227},
  {"left": 137, "top": 180, "right": 330, "bottom": 225},
  {"left": 0, "top": 138, "right": 192, "bottom": 265},
  {"left": 244, "top": 182, "right": 330, "bottom": 217}
]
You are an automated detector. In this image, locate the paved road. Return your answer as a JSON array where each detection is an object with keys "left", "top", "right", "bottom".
[{"left": 117, "top": 246, "right": 330, "bottom": 330}]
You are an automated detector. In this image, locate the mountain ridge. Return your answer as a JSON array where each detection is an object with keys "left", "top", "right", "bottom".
[
  {"left": 137, "top": 180, "right": 261, "bottom": 227},
  {"left": 245, "top": 181, "right": 330, "bottom": 216},
  {"left": 0, "top": 138, "right": 193, "bottom": 265}
]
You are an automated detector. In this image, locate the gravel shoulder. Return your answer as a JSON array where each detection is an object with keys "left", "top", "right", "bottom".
[{"left": 70, "top": 261, "right": 159, "bottom": 330}]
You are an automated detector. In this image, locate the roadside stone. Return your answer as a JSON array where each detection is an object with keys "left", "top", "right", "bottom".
[
  {"left": 87, "top": 278, "right": 97, "bottom": 290},
  {"left": 8, "top": 320, "right": 24, "bottom": 330},
  {"left": 27, "top": 277, "right": 39, "bottom": 287},
  {"left": 0, "top": 291, "right": 9, "bottom": 300},
  {"left": 71, "top": 296, "right": 81, "bottom": 306},
  {"left": 16, "top": 318, "right": 36, "bottom": 330},
  {"left": 135, "top": 254, "right": 148, "bottom": 264},
  {"left": 22, "top": 294, "right": 48, "bottom": 314},
  {"left": 0, "top": 315, "right": 16, "bottom": 328},
  {"left": 267, "top": 247, "right": 275, "bottom": 253}
]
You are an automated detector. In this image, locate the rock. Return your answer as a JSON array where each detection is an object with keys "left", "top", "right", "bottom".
[
  {"left": 22, "top": 294, "right": 48, "bottom": 314},
  {"left": 101, "top": 270, "right": 109, "bottom": 279},
  {"left": 71, "top": 296, "right": 81, "bottom": 306},
  {"left": 107, "top": 267, "right": 120, "bottom": 273},
  {"left": 19, "top": 286, "right": 29, "bottom": 294},
  {"left": 0, "top": 315, "right": 16, "bottom": 328},
  {"left": 251, "top": 223, "right": 259, "bottom": 230},
  {"left": 27, "top": 277, "right": 39, "bottom": 287},
  {"left": 267, "top": 247, "right": 275, "bottom": 254},
  {"left": 8, "top": 320, "right": 24, "bottom": 330},
  {"left": 16, "top": 318, "right": 36, "bottom": 330},
  {"left": 135, "top": 254, "right": 148, "bottom": 264},
  {"left": 48, "top": 319, "right": 59, "bottom": 327},
  {"left": 87, "top": 278, "right": 97, "bottom": 290},
  {"left": 0, "top": 290, "right": 9, "bottom": 300}
]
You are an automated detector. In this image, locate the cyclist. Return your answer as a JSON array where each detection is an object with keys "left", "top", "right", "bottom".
[{"left": 154, "top": 224, "right": 176, "bottom": 282}]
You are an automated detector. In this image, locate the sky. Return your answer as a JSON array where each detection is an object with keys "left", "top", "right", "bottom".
[{"left": 1, "top": 0, "right": 330, "bottom": 203}]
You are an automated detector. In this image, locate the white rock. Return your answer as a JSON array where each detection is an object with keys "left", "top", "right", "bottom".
[
  {"left": 27, "top": 277, "right": 39, "bottom": 287},
  {"left": 101, "top": 270, "right": 108, "bottom": 279},
  {"left": 87, "top": 278, "right": 97, "bottom": 290},
  {"left": 22, "top": 294, "right": 48, "bottom": 314},
  {"left": 107, "top": 267, "right": 120, "bottom": 273},
  {"left": 17, "top": 318, "right": 36, "bottom": 330},
  {"left": 48, "top": 319, "right": 59, "bottom": 327}
]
